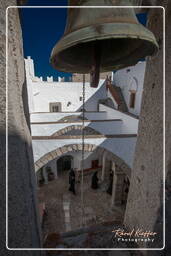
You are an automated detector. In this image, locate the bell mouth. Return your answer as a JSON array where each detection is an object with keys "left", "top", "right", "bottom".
[{"left": 50, "top": 22, "right": 158, "bottom": 73}]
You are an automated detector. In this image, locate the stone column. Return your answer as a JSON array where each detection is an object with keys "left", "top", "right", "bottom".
[
  {"left": 42, "top": 167, "right": 48, "bottom": 184},
  {"left": 111, "top": 163, "right": 125, "bottom": 207},
  {"left": 101, "top": 152, "right": 107, "bottom": 181},
  {"left": 124, "top": 5, "right": 167, "bottom": 245},
  {"left": 51, "top": 160, "right": 58, "bottom": 179},
  {"left": 111, "top": 162, "right": 116, "bottom": 206},
  {"left": 71, "top": 157, "right": 74, "bottom": 169},
  {"left": 79, "top": 158, "right": 83, "bottom": 171}
]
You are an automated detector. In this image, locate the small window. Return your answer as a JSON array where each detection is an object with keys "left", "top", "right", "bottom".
[
  {"left": 92, "top": 160, "right": 99, "bottom": 168},
  {"left": 49, "top": 102, "right": 61, "bottom": 112},
  {"left": 129, "top": 91, "right": 136, "bottom": 108},
  {"left": 52, "top": 105, "right": 59, "bottom": 112},
  {"left": 79, "top": 96, "right": 83, "bottom": 101}
]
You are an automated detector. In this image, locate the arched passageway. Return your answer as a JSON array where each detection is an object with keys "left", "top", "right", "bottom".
[
  {"left": 57, "top": 155, "right": 73, "bottom": 175},
  {"left": 36, "top": 144, "right": 132, "bottom": 235},
  {"left": 35, "top": 143, "right": 131, "bottom": 178}
]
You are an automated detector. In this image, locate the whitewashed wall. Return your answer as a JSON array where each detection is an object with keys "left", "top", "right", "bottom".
[
  {"left": 32, "top": 137, "right": 136, "bottom": 168},
  {"left": 112, "top": 61, "right": 146, "bottom": 116},
  {"left": 31, "top": 120, "right": 123, "bottom": 136},
  {"left": 30, "top": 112, "right": 107, "bottom": 123},
  {"left": 99, "top": 104, "right": 139, "bottom": 134},
  {"left": 25, "top": 57, "right": 145, "bottom": 117},
  {"left": 25, "top": 57, "right": 107, "bottom": 113},
  {"left": 26, "top": 57, "right": 140, "bottom": 171},
  {"left": 25, "top": 57, "right": 35, "bottom": 113},
  {"left": 30, "top": 81, "right": 107, "bottom": 113}
]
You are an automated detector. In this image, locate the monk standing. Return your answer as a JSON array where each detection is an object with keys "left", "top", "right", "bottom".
[
  {"left": 91, "top": 171, "right": 99, "bottom": 189},
  {"left": 68, "top": 168, "right": 76, "bottom": 195}
]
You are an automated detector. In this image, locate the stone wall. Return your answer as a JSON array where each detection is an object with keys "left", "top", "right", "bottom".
[
  {"left": 165, "top": 2, "right": 171, "bottom": 255},
  {"left": 124, "top": 1, "right": 170, "bottom": 251},
  {"left": 0, "top": 0, "right": 42, "bottom": 253}
]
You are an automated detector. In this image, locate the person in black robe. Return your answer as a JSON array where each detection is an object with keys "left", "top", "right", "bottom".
[
  {"left": 106, "top": 170, "right": 113, "bottom": 195},
  {"left": 68, "top": 168, "right": 76, "bottom": 195},
  {"left": 91, "top": 171, "right": 99, "bottom": 189}
]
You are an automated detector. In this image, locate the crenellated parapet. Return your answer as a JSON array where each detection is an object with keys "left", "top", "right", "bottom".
[{"left": 25, "top": 56, "right": 72, "bottom": 83}]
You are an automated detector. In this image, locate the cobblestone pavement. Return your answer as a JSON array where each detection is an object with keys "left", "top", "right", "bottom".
[{"left": 38, "top": 171, "right": 125, "bottom": 239}]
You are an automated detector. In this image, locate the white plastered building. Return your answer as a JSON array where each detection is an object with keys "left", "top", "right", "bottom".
[{"left": 25, "top": 56, "right": 146, "bottom": 204}]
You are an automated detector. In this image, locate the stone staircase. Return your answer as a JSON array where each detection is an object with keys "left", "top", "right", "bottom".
[
  {"left": 112, "top": 85, "right": 128, "bottom": 112},
  {"left": 106, "top": 82, "right": 128, "bottom": 112}
]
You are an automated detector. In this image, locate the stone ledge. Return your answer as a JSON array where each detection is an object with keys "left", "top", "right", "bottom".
[
  {"left": 31, "top": 119, "right": 122, "bottom": 125},
  {"left": 32, "top": 134, "right": 137, "bottom": 140}
]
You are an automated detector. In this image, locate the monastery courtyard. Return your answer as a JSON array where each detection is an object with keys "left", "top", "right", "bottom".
[{"left": 38, "top": 170, "right": 125, "bottom": 239}]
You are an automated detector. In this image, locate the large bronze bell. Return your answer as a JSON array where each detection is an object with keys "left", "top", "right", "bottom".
[{"left": 50, "top": 0, "right": 158, "bottom": 87}]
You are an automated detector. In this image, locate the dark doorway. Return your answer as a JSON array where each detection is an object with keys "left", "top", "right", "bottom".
[
  {"left": 129, "top": 91, "right": 136, "bottom": 108},
  {"left": 57, "top": 155, "right": 73, "bottom": 175},
  {"left": 91, "top": 160, "right": 99, "bottom": 168}
]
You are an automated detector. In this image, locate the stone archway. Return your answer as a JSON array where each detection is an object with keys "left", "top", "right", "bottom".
[
  {"left": 58, "top": 115, "right": 88, "bottom": 123},
  {"left": 34, "top": 143, "right": 131, "bottom": 178},
  {"left": 51, "top": 125, "right": 101, "bottom": 137}
]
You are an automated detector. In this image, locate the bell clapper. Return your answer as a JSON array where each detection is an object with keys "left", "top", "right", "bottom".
[{"left": 90, "top": 42, "right": 101, "bottom": 88}]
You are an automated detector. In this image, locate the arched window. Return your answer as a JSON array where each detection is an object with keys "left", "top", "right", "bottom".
[{"left": 129, "top": 90, "right": 136, "bottom": 108}]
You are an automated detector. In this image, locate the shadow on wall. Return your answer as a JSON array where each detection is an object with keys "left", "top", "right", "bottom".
[
  {"left": 144, "top": 169, "right": 168, "bottom": 254},
  {"left": 97, "top": 98, "right": 115, "bottom": 111},
  {"left": 76, "top": 80, "right": 108, "bottom": 112},
  {"left": 7, "top": 131, "right": 41, "bottom": 249},
  {"left": 76, "top": 143, "right": 131, "bottom": 178},
  {"left": 147, "top": 164, "right": 171, "bottom": 254},
  {"left": 163, "top": 166, "right": 171, "bottom": 254},
  {"left": 22, "top": 75, "right": 32, "bottom": 132}
]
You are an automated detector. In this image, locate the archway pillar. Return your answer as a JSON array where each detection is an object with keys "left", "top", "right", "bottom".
[
  {"left": 42, "top": 166, "right": 48, "bottom": 184},
  {"left": 71, "top": 157, "right": 74, "bottom": 169},
  {"left": 35, "top": 172, "right": 39, "bottom": 188},
  {"left": 111, "top": 162, "right": 125, "bottom": 207},
  {"left": 50, "top": 159, "right": 58, "bottom": 179},
  {"left": 101, "top": 151, "right": 107, "bottom": 181}
]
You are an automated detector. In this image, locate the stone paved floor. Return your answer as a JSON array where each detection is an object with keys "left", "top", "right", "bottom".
[{"left": 38, "top": 171, "right": 125, "bottom": 239}]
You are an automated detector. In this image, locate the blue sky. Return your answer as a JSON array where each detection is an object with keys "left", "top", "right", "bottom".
[{"left": 20, "top": 0, "right": 147, "bottom": 80}]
